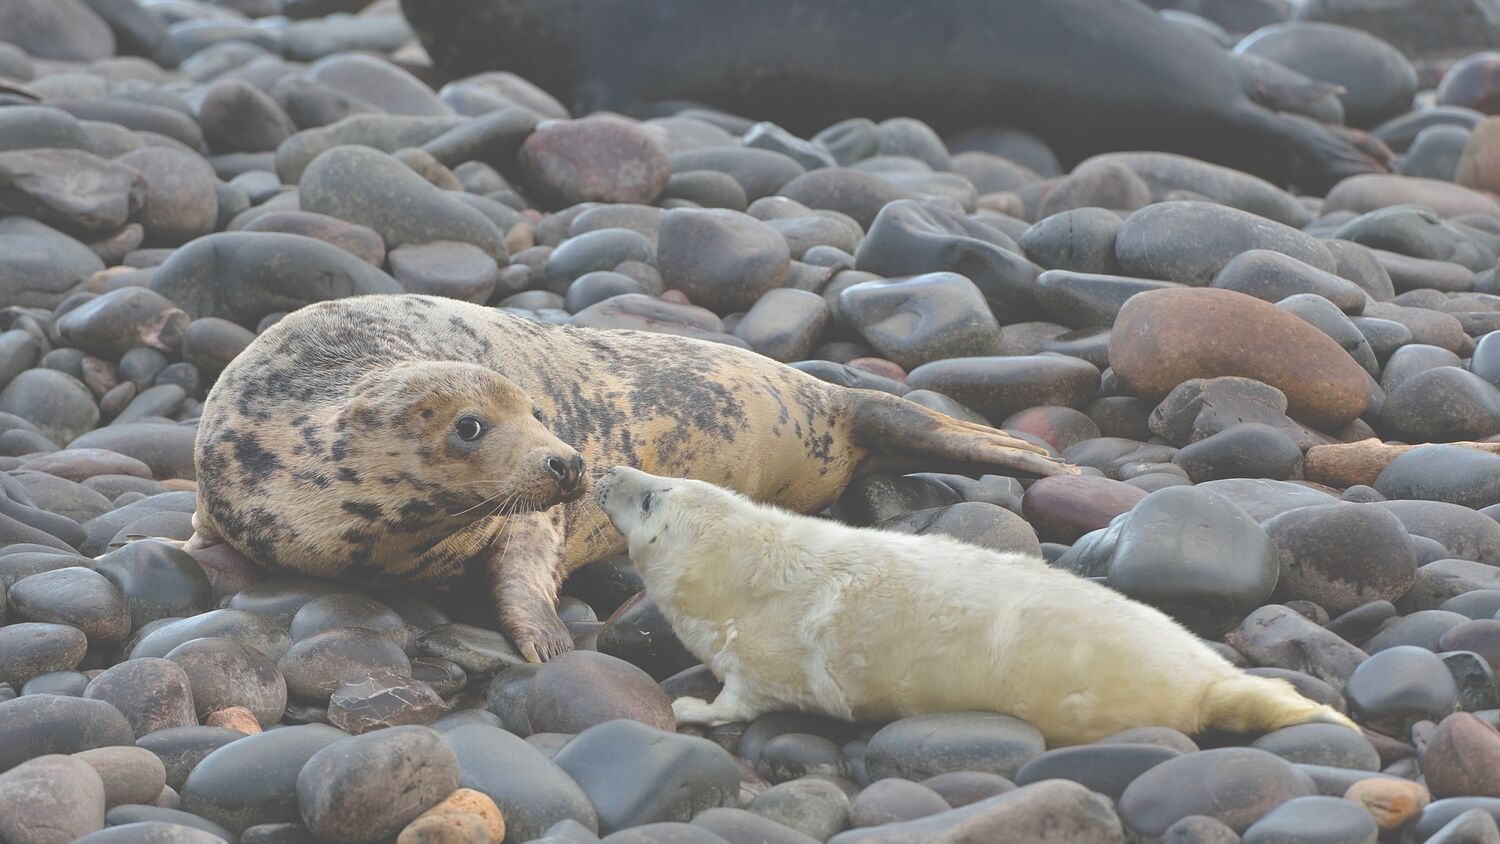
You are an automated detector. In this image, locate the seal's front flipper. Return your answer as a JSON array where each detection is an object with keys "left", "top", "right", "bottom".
[
  {"left": 849, "top": 392, "right": 1078, "bottom": 478},
  {"left": 182, "top": 510, "right": 224, "bottom": 552},
  {"left": 487, "top": 510, "right": 574, "bottom": 663}
]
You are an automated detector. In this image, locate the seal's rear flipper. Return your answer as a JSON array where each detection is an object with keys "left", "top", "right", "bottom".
[
  {"left": 848, "top": 391, "right": 1078, "bottom": 478},
  {"left": 1250, "top": 109, "right": 1392, "bottom": 195}
]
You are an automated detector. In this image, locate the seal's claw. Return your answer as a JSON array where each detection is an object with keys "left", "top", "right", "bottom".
[{"left": 512, "top": 613, "right": 575, "bottom": 663}]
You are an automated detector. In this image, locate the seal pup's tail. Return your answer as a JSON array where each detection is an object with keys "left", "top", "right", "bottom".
[
  {"left": 1200, "top": 673, "right": 1360, "bottom": 735},
  {"left": 845, "top": 391, "right": 1078, "bottom": 478}
]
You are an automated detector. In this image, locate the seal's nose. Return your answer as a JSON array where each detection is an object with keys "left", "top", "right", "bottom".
[{"left": 547, "top": 454, "right": 585, "bottom": 491}]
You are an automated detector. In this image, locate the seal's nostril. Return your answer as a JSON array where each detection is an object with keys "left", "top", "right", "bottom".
[
  {"left": 568, "top": 455, "right": 584, "bottom": 484},
  {"left": 546, "top": 456, "right": 568, "bottom": 481}
]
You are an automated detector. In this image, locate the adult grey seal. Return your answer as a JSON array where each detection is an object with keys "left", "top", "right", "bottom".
[
  {"left": 189, "top": 295, "right": 1071, "bottom": 661},
  {"left": 401, "top": 0, "right": 1390, "bottom": 191}
]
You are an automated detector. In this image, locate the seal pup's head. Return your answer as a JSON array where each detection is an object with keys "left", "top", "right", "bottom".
[
  {"left": 337, "top": 360, "right": 587, "bottom": 519},
  {"left": 592, "top": 465, "right": 735, "bottom": 570}
]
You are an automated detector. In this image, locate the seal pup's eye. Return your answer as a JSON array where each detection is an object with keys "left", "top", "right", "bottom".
[
  {"left": 532, "top": 407, "right": 543, "bottom": 421},
  {"left": 641, "top": 492, "right": 654, "bottom": 513},
  {"left": 455, "top": 416, "right": 486, "bottom": 442}
]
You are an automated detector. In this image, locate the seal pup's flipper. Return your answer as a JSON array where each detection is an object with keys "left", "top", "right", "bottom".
[
  {"left": 846, "top": 391, "right": 1079, "bottom": 478},
  {"left": 1200, "top": 673, "right": 1360, "bottom": 735}
]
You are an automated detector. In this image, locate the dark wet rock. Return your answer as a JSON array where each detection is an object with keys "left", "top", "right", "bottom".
[
  {"left": 180, "top": 724, "right": 347, "bottom": 835},
  {"left": 277, "top": 627, "right": 409, "bottom": 704},
  {"left": 544, "top": 228, "right": 656, "bottom": 291},
  {"left": 295, "top": 726, "right": 458, "bottom": 844},
  {"left": 1171, "top": 422, "right": 1303, "bottom": 482},
  {"left": 1265, "top": 502, "right": 1417, "bottom": 615},
  {"left": 656, "top": 209, "right": 790, "bottom": 313},
  {"left": 300, "top": 145, "right": 506, "bottom": 260},
  {"left": 553, "top": 719, "right": 740, "bottom": 835},
  {"left": 1377, "top": 445, "right": 1500, "bottom": 509},
  {"left": 1033, "top": 271, "right": 1177, "bottom": 329},
  {"left": 0, "top": 754, "right": 107, "bottom": 844},
  {"left": 1015, "top": 744, "right": 1181, "bottom": 802},
  {"left": 80, "top": 492, "right": 197, "bottom": 555},
  {"left": 1423, "top": 712, "right": 1500, "bottom": 799},
  {"left": 303, "top": 54, "right": 450, "bottom": 118},
  {"left": 0, "top": 368, "right": 99, "bottom": 447},
  {"left": 238, "top": 210, "right": 386, "bottom": 266},
  {"left": 563, "top": 271, "right": 646, "bottom": 314},
  {"left": 1382, "top": 372, "right": 1500, "bottom": 442},
  {"left": 0, "top": 148, "right": 143, "bottom": 236},
  {"left": 326, "top": 671, "right": 446, "bottom": 735},
  {"left": 1020, "top": 474, "right": 1145, "bottom": 544},
  {"left": 150, "top": 232, "right": 401, "bottom": 326},
  {"left": 93, "top": 541, "right": 212, "bottom": 632},
  {"left": 1364, "top": 610, "right": 1475, "bottom": 652},
  {"left": 1248, "top": 722, "right": 1380, "bottom": 771},
  {"left": 1227, "top": 605, "right": 1367, "bottom": 690},
  {"left": 838, "top": 274, "right": 1003, "bottom": 369},
  {"left": 732, "top": 289, "right": 830, "bottom": 362},
  {"left": 1213, "top": 249, "right": 1367, "bottom": 313},
  {"left": 1061, "top": 486, "right": 1278, "bottom": 636},
  {"left": 855, "top": 200, "right": 1038, "bottom": 314},
  {"left": 1237, "top": 21, "right": 1416, "bottom": 128},
  {"left": 0, "top": 217, "right": 107, "bottom": 309},
  {"left": 905, "top": 355, "right": 1099, "bottom": 420},
  {"left": 166, "top": 638, "right": 285, "bottom": 728},
  {"left": 413, "top": 623, "right": 524, "bottom": 675},
  {"left": 0, "top": 621, "right": 88, "bottom": 687},
  {"left": 56, "top": 288, "right": 187, "bottom": 361},
  {"left": 1346, "top": 645, "right": 1458, "bottom": 735},
  {"left": 1148, "top": 377, "right": 1324, "bottom": 450},
  {"left": 596, "top": 592, "right": 698, "bottom": 682},
  {"left": 1116, "top": 201, "right": 1334, "bottom": 286},
  {"left": 10, "top": 567, "right": 129, "bottom": 643},
  {"left": 129, "top": 609, "right": 291, "bottom": 665},
  {"left": 83, "top": 658, "right": 196, "bottom": 739},
  {"left": 527, "top": 650, "right": 674, "bottom": 734},
  {"left": 0, "top": 694, "right": 135, "bottom": 773},
  {"left": 135, "top": 727, "right": 245, "bottom": 794},
  {"left": 1118, "top": 747, "right": 1315, "bottom": 836},
  {"left": 198, "top": 79, "right": 297, "bottom": 156},
  {"left": 826, "top": 780, "right": 1123, "bottom": 844},
  {"left": 692, "top": 808, "right": 819, "bottom": 844}
]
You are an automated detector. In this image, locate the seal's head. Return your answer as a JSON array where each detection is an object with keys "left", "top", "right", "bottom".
[{"left": 340, "top": 360, "right": 587, "bottom": 517}]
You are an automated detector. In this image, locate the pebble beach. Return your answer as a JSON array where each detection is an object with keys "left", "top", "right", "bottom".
[{"left": 5, "top": 0, "right": 1500, "bottom": 842}]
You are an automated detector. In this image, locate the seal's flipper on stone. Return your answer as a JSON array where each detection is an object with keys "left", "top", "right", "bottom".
[
  {"left": 1244, "top": 108, "right": 1392, "bottom": 194},
  {"left": 485, "top": 509, "right": 574, "bottom": 663},
  {"left": 848, "top": 392, "right": 1078, "bottom": 478}
]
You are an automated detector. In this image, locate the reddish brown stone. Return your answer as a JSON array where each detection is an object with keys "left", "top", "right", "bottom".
[
  {"left": 1421, "top": 712, "right": 1500, "bottom": 798},
  {"left": 517, "top": 115, "right": 670, "bottom": 207},
  {"left": 847, "top": 357, "right": 907, "bottom": 382},
  {"left": 1021, "top": 474, "right": 1147, "bottom": 543},
  {"left": 241, "top": 210, "right": 386, "bottom": 266},
  {"left": 1109, "top": 288, "right": 1369, "bottom": 429}
]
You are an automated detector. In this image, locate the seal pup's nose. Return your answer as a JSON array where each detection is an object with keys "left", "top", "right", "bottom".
[{"left": 546, "top": 453, "right": 585, "bottom": 491}]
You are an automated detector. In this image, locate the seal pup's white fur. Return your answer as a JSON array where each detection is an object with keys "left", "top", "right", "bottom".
[{"left": 593, "top": 466, "right": 1359, "bottom": 746}]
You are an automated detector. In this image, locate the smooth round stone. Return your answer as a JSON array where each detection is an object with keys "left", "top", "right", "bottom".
[
  {"left": 518, "top": 115, "right": 669, "bottom": 207},
  {"left": 1038, "top": 159, "right": 1148, "bottom": 217},
  {"left": 1230, "top": 603, "right": 1368, "bottom": 691},
  {"left": 1212, "top": 249, "right": 1367, "bottom": 313},
  {"left": 443, "top": 723, "right": 596, "bottom": 841},
  {"left": 1277, "top": 294, "right": 1379, "bottom": 379},
  {"left": 150, "top": 231, "right": 401, "bottom": 326},
  {"left": 865, "top": 712, "right": 1043, "bottom": 781},
  {"left": 118, "top": 148, "right": 218, "bottom": 248},
  {"left": 77, "top": 821, "right": 227, "bottom": 843},
  {"left": 289, "top": 594, "right": 405, "bottom": 645},
  {"left": 732, "top": 288, "right": 830, "bottom": 363},
  {"left": 880, "top": 501, "right": 1041, "bottom": 556},
  {"left": 847, "top": 779, "right": 950, "bottom": 828},
  {"left": 777, "top": 168, "right": 906, "bottom": 230},
  {"left": 1441, "top": 591, "right": 1500, "bottom": 620},
  {"left": 1146, "top": 377, "right": 1309, "bottom": 449},
  {"left": 692, "top": 808, "right": 820, "bottom": 844},
  {"left": 1412, "top": 801, "right": 1500, "bottom": 842},
  {"left": 277, "top": 627, "right": 410, "bottom": 703},
  {"left": 83, "top": 658, "right": 196, "bottom": 738},
  {"left": 1062, "top": 486, "right": 1278, "bottom": 636},
  {"left": 917, "top": 772, "right": 1016, "bottom": 809},
  {"left": 747, "top": 779, "right": 850, "bottom": 842},
  {"left": 656, "top": 209, "right": 790, "bottom": 314},
  {"left": 198, "top": 79, "right": 297, "bottom": 155},
  {"left": 239, "top": 211, "right": 386, "bottom": 267},
  {"left": 1345, "top": 646, "right": 1459, "bottom": 736},
  {"left": 755, "top": 733, "right": 850, "bottom": 783},
  {"left": 0, "top": 621, "right": 88, "bottom": 687},
  {"left": 0, "top": 148, "right": 144, "bottom": 235},
  {"left": 1171, "top": 423, "right": 1303, "bottom": 483},
  {"left": 22, "top": 671, "right": 89, "bottom": 697},
  {"left": 166, "top": 637, "right": 285, "bottom": 727},
  {"left": 54, "top": 287, "right": 185, "bottom": 361},
  {"left": 130, "top": 610, "right": 292, "bottom": 663},
  {"left": 905, "top": 355, "right": 1099, "bottom": 420},
  {"left": 1020, "top": 208, "right": 1123, "bottom": 275},
  {"left": 75, "top": 746, "right": 167, "bottom": 809},
  {"left": 1249, "top": 723, "right": 1380, "bottom": 771},
  {"left": 0, "top": 368, "right": 100, "bottom": 447},
  {"left": 1363, "top": 610, "right": 1469, "bottom": 652},
  {"left": 229, "top": 578, "right": 354, "bottom": 627},
  {"left": 180, "top": 724, "right": 347, "bottom": 835},
  {"left": 544, "top": 228, "right": 655, "bottom": 290},
  {"left": 1439, "top": 650, "right": 1499, "bottom": 712},
  {"left": 1109, "top": 287, "right": 1371, "bottom": 429},
  {"left": 1440, "top": 52, "right": 1500, "bottom": 114},
  {"left": 1033, "top": 271, "right": 1178, "bottom": 329},
  {"left": 0, "top": 694, "right": 135, "bottom": 773},
  {"left": 1264, "top": 503, "right": 1417, "bottom": 615},
  {"left": 596, "top": 592, "right": 697, "bottom": 682},
  {"left": 328, "top": 671, "right": 447, "bottom": 735},
  {"left": 838, "top": 273, "right": 1003, "bottom": 369},
  {"left": 1020, "top": 474, "right": 1145, "bottom": 544},
  {"left": 1377, "top": 445, "right": 1500, "bottom": 511},
  {"left": 11, "top": 567, "right": 129, "bottom": 643},
  {"left": 0, "top": 755, "right": 107, "bottom": 843},
  {"left": 303, "top": 54, "right": 450, "bottom": 117},
  {"left": 105, "top": 806, "right": 234, "bottom": 842},
  {"left": 853, "top": 199, "right": 1038, "bottom": 313},
  {"left": 300, "top": 146, "right": 507, "bottom": 260},
  {"left": 1458, "top": 118, "right": 1500, "bottom": 195},
  {"left": 1002, "top": 406, "right": 1100, "bottom": 452},
  {"left": 1116, "top": 201, "right": 1334, "bottom": 286},
  {"left": 1118, "top": 748, "right": 1316, "bottom": 836},
  {"left": 1422, "top": 712, "right": 1500, "bottom": 799},
  {"left": 1239, "top": 795, "right": 1377, "bottom": 844},
  {"left": 388, "top": 241, "right": 499, "bottom": 304},
  {"left": 296, "top": 726, "right": 458, "bottom": 844},
  {"left": 1440, "top": 620, "right": 1500, "bottom": 672},
  {"left": 180, "top": 319, "right": 255, "bottom": 375},
  {"left": 1014, "top": 743, "right": 1181, "bottom": 802},
  {"left": 1402, "top": 125, "right": 1471, "bottom": 181},
  {"left": 134, "top": 727, "right": 245, "bottom": 794},
  {"left": 1236, "top": 22, "right": 1416, "bottom": 128},
  {"left": 93, "top": 542, "right": 214, "bottom": 632},
  {"left": 564, "top": 272, "right": 646, "bottom": 315},
  {"left": 526, "top": 650, "right": 674, "bottom": 734},
  {"left": 0, "top": 217, "right": 107, "bottom": 310},
  {"left": 553, "top": 719, "right": 740, "bottom": 835}
]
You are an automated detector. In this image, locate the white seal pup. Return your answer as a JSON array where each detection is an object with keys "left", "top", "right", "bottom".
[{"left": 592, "top": 466, "right": 1359, "bottom": 746}]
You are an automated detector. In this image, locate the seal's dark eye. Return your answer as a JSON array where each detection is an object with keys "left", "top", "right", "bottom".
[
  {"left": 456, "top": 416, "right": 485, "bottom": 442},
  {"left": 641, "top": 492, "right": 654, "bottom": 513}
]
